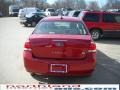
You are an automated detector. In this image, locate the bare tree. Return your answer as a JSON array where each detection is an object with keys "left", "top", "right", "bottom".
[
  {"left": 102, "top": 0, "right": 120, "bottom": 10},
  {"left": 109, "top": 0, "right": 119, "bottom": 9},
  {"left": 0, "top": 0, "right": 11, "bottom": 16},
  {"left": 64, "top": 0, "right": 74, "bottom": 8},
  {"left": 74, "top": 0, "right": 86, "bottom": 9},
  {"left": 86, "top": 1, "right": 100, "bottom": 10},
  {"left": 52, "top": 0, "right": 86, "bottom": 9},
  {"left": 102, "top": 2, "right": 112, "bottom": 10},
  {"left": 52, "top": 1, "right": 60, "bottom": 9},
  {"left": 20, "top": 0, "right": 47, "bottom": 9},
  {"left": 53, "top": 0, "right": 68, "bottom": 9}
]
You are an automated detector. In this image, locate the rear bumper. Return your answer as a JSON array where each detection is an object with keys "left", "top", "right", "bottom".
[
  {"left": 10, "top": 12, "right": 18, "bottom": 16},
  {"left": 20, "top": 19, "right": 27, "bottom": 24},
  {"left": 23, "top": 51, "right": 96, "bottom": 76}
]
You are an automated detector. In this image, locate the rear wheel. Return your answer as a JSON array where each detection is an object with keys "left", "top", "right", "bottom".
[
  {"left": 31, "top": 73, "right": 35, "bottom": 76},
  {"left": 24, "top": 23, "right": 28, "bottom": 27},
  {"left": 30, "top": 73, "right": 48, "bottom": 79},
  {"left": 90, "top": 30, "right": 101, "bottom": 40}
]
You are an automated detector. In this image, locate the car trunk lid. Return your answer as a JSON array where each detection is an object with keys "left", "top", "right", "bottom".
[{"left": 29, "top": 34, "right": 91, "bottom": 60}]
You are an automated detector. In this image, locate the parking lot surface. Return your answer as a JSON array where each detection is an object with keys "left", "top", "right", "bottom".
[{"left": 0, "top": 17, "right": 120, "bottom": 84}]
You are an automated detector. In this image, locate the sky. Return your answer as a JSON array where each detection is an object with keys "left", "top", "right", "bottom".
[
  {"left": 47, "top": 0, "right": 107, "bottom": 7},
  {"left": 47, "top": 0, "right": 56, "bottom": 4}
]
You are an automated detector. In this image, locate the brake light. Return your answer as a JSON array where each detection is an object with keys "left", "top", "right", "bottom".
[
  {"left": 88, "top": 42, "right": 96, "bottom": 53},
  {"left": 24, "top": 40, "right": 31, "bottom": 51}
]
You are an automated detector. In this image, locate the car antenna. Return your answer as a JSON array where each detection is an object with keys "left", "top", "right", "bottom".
[{"left": 60, "top": 9, "right": 63, "bottom": 19}]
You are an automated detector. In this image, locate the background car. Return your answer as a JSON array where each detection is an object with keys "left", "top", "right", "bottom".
[
  {"left": 23, "top": 16, "right": 96, "bottom": 76},
  {"left": 44, "top": 8, "right": 55, "bottom": 16},
  {"left": 108, "top": 9, "right": 120, "bottom": 13},
  {"left": 0, "top": 11, "right": 3, "bottom": 17},
  {"left": 9, "top": 5, "right": 20, "bottom": 16},
  {"left": 18, "top": 7, "right": 41, "bottom": 19},
  {"left": 62, "top": 8, "right": 73, "bottom": 16},
  {"left": 54, "top": 9, "right": 62, "bottom": 16},
  {"left": 20, "top": 12, "right": 46, "bottom": 27},
  {"left": 68, "top": 10, "right": 81, "bottom": 17},
  {"left": 79, "top": 10, "right": 120, "bottom": 40},
  {"left": 18, "top": 9, "right": 24, "bottom": 18}
]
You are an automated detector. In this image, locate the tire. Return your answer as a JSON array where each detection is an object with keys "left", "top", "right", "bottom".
[
  {"left": 30, "top": 73, "right": 47, "bottom": 78},
  {"left": 90, "top": 30, "right": 101, "bottom": 40},
  {"left": 31, "top": 21, "right": 36, "bottom": 27},
  {"left": 24, "top": 23, "right": 28, "bottom": 27},
  {"left": 31, "top": 73, "right": 36, "bottom": 76}
]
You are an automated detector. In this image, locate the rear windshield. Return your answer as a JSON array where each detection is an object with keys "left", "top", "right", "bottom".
[
  {"left": 73, "top": 11, "right": 81, "bottom": 17},
  {"left": 26, "top": 8, "right": 37, "bottom": 13},
  {"left": 48, "top": 9, "right": 55, "bottom": 12},
  {"left": 33, "top": 21, "right": 87, "bottom": 35},
  {"left": 13, "top": 9, "right": 19, "bottom": 12}
]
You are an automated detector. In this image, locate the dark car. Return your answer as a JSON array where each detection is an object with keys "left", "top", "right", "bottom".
[
  {"left": 20, "top": 12, "right": 46, "bottom": 27},
  {"left": 0, "top": 11, "right": 3, "bottom": 17}
]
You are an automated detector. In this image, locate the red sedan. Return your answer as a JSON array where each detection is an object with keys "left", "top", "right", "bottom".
[{"left": 23, "top": 16, "right": 96, "bottom": 76}]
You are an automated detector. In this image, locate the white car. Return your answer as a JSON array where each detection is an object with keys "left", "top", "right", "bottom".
[
  {"left": 18, "top": 9, "right": 24, "bottom": 18},
  {"left": 44, "top": 8, "right": 55, "bottom": 16},
  {"left": 9, "top": 5, "right": 19, "bottom": 16},
  {"left": 68, "top": 10, "right": 81, "bottom": 17},
  {"left": 18, "top": 7, "right": 41, "bottom": 19}
]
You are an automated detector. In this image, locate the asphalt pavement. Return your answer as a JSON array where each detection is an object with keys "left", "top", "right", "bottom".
[{"left": 0, "top": 17, "right": 120, "bottom": 84}]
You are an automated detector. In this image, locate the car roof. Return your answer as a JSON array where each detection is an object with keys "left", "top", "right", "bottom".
[
  {"left": 81, "top": 10, "right": 120, "bottom": 15},
  {"left": 41, "top": 16, "right": 82, "bottom": 22}
]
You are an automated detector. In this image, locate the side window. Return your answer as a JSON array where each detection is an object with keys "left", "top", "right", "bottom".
[
  {"left": 83, "top": 13, "right": 99, "bottom": 22},
  {"left": 114, "top": 14, "right": 120, "bottom": 23},
  {"left": 37, "top": 9, "right": 40, "bottom": 12},
  {"left": 68, "top": 11, "right": 74, "bottom": 17},
  {"left": 102, "top": 14, "right": 117, "bottom": 23},
  {"left": 73, "top": 11, "right": 80, "bottom": 17},
  {"left": 38, "top": 14, "right": 43, "bottom": 17}
]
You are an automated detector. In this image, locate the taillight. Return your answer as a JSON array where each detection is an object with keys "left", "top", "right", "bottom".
[
  {"left": 88, "top": 42, "right": 96, "bottom": 53},
  {"left": 24, "top": 40, "right": 31, "bottom": 51}
]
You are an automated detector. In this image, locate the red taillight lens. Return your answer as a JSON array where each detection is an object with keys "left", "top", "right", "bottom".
[
  {"left": 24, "top": 40, "right": 31, "bottom": 51},
  {"left": 88, "top": 42, "right": 96, "bottom": 53}
]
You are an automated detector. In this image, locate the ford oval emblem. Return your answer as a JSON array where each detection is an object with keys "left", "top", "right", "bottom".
[{"left": 55, "top": 42, "right": 64, "bottom": 47}]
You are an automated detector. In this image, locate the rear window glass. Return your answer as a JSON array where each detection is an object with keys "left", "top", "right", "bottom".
[
  {"left": 33, "top": 21, "right": 87, "bottom": 35},
  {"left": 73, "top": 11, "right": 81, "bottom": 17},
  {"left": 13, "top": 9, "right": 19, "bottom": 12},
  {"left": 48, "top": 9, "right": 55, "bottom": 12},
  {"left": 68, "top": 11, "right": 74, "bottom": 17},
  {"left": 115, "top": 15, "right": 120, "bottom": 23},
  {"left": 83, "top": 13, "right": 99, "bottom": 22},
  {"left": 103, "top": 13, "right": 120, "bottom": 23}
]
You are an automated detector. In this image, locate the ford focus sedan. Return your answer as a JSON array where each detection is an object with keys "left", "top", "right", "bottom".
[{"left": 23, "top": 16, "right": 96, "bottom": 76}]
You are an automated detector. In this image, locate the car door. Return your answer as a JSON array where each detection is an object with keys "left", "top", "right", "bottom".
[
  {"left": 83, "top": 13, "right": 100, "bottom": 30},
  {"left": 101, "top": 13, "right": 120, "bottom": 36},
  {"left": 114, "top": 14, "right": 120, "bottom": 31}
]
